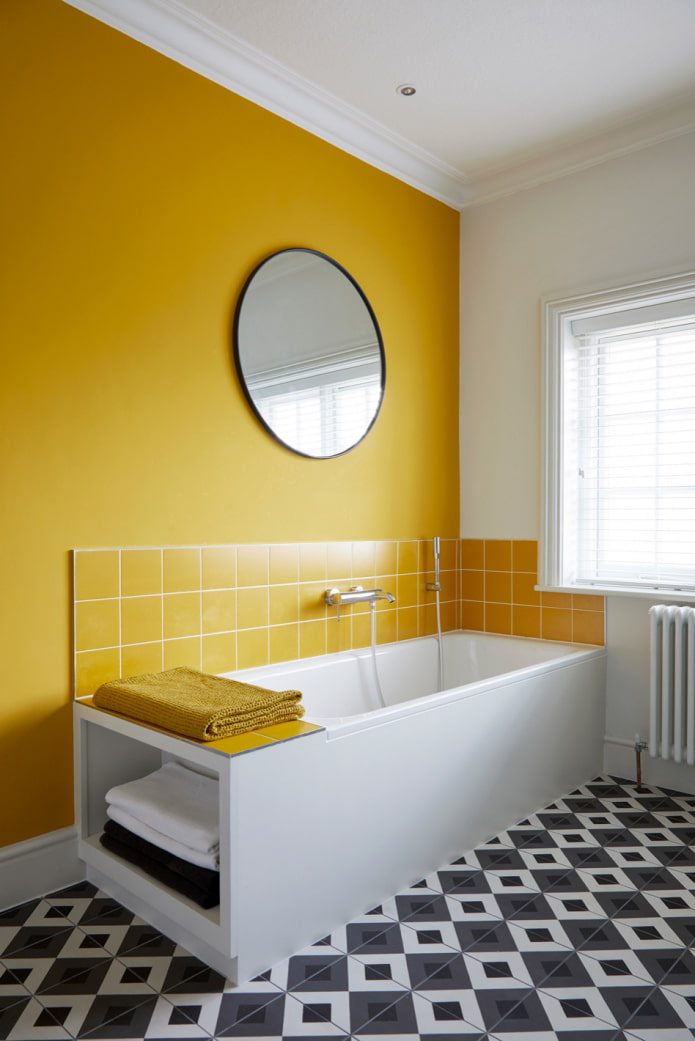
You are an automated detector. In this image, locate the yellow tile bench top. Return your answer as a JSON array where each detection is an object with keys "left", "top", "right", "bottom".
[{"left": 77, "top": 696, "right": 323, "bottom": 757}]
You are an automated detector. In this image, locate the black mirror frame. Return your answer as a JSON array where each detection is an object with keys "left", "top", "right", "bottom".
[{"left": 233, "top": 248, "right": 385, "bottom": 459}]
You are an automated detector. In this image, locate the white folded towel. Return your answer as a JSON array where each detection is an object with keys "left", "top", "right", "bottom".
[
  {"left": 105, "top": 761, "right": 218, "bottom": 855},
  {"left": 106, "top": 805, "right": 219, "bottom": 871}
]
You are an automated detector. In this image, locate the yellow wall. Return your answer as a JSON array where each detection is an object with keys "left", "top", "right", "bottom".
[{"left": 0, "top": 1, "right": 459, "bottom": 846}]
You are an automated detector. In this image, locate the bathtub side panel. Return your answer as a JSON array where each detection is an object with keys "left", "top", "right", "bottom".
[{"left": 231, "top": 653, "right": 606, "bottom": 982}]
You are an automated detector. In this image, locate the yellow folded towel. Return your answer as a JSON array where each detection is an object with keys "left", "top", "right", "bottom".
[{"left": 93, "top": 667, "right": 304, "bottom": 741}]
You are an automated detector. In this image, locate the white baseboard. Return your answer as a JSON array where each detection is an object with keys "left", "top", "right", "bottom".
[
  {"left": 604, "top": 736, "right": 695, "bottom": 796},
  {"left": 0, "top": 827, "right": 84, "bottom": 911}
]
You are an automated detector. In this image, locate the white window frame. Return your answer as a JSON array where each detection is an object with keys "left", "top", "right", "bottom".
[{"left": 541, "top": 269, "right": 695, "bottom": 600}]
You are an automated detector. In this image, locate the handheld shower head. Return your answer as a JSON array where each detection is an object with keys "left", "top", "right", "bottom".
[{"left": 426, "top": 536, "right": 442, "bottom": 592}]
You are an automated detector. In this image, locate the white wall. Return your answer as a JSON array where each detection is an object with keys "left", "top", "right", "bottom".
[{"left": 459, "top": 131, "right": 695, "bottom": 791}]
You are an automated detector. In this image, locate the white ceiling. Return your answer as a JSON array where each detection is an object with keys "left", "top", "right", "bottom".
[{"left": 66, "top": 0, "right": 695, "bottom": 208}]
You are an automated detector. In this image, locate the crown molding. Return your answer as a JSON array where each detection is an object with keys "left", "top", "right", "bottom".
[
  {"left": 463, "top": 94, "right": 695, "bottom": 207},
  {"left": 60, "top": 0, "right": 471, "bottom": 210},
  {"left": 60, "top": 0, "right": 695, "bottom": 212}
]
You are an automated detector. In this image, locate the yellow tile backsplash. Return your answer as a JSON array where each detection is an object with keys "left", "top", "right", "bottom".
[
  {"left": 163, "top": 547, "right": 201, "bottom": 593},
  {"left": 237, "top": 544, "right": 269, "bottom": 588},
  {"left": 73, "top": 537, "right": 601, "bottom": 699},
  {"left": 73, "top": 541, "right": 461, "bottom": 694},
  {"left": 70, "top": 541, "right": 455, "bottom": 695},
  {"left": 121, "top": 549, "right": 162, "bottom": 597},
  {"left": 202, "top": 546, "right": 236, "bottom": 590},
  {"left": 459, "top": 538, "right": 605, "bottom": 646},
  {"left": 74, "top": 550, "right": 120, "bottom": 602}
]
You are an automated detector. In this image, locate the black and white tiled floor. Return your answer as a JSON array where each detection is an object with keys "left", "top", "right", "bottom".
[{"left": 3, "top": 776, "right": 695, "bottom": 1040}]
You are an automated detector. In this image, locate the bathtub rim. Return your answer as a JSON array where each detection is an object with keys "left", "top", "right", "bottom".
[{"left": 224, "top": 630, "right": 606, "bottom": 740}]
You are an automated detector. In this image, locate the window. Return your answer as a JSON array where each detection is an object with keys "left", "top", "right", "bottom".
[{"left": 541, "top": 271, "right": 695, "bottom": 597}]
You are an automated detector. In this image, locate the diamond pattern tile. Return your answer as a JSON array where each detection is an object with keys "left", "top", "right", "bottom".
[{"left": 3, "top": 776, "right": 695, "bottom": 1039}]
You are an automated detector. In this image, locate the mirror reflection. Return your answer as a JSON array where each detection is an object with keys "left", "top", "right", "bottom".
[{"left": 234, "top": 249, "right": 384, "bottom": 458}]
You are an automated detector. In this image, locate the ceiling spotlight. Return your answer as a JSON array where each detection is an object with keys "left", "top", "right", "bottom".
[{"left": 397, "top": 84, "right": 416, "bottom": 96}]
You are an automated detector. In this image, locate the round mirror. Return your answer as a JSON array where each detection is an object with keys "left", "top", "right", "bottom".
[{"left": 233, "top": 248, "right": 385, "bottom": 458}]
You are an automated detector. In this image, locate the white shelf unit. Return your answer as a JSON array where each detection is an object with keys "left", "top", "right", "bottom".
[{"left": 73, "top": 700, "right": 326, "bottom": 984}]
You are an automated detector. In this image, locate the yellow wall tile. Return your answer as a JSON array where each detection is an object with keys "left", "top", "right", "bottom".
[
  {"left": 352, "top": 541, "right": 376, "bottom": 577},
  {"left": 326, "top": 541, "right": 352, "bottom": 579},
  {"left": 202, "top": 546, "right": 236, "bottom": 590},
  {"left": 121, "top": 549, "right": 162, "bottom": 597},
  {"left": 461, "top": 569, "right": 485, "bottom": 601},
  {"left": 485, "top": 571, "right": 512, "bottom": 604},
  {"left": 572, "top": 593, "right": 605, "bottom": 612},
  {"left": 299, "top": 542, "right": 327, "bottom": 583},
  {"left": 237, "top": 628, "right": 268, "bottom": 669},
  {"left": 485, "top": 602, "right": 512, "bottom": 635},
  {"left": 485, "top": 540, "right": 512, "bottom": 571},
  {"left": 269, "top": 544, "right": 299, "bottom": 585},
  {"left": 512, "top": 572, "right": 541, "bottom": 606},
  {"left": 121, "top": 641, "right": 163, "bottom": 678},
  {"left": 352, "top": 611, "right": 372, "bottom": 647},
  {"left": 440, "top": 538, "right": 458, "bottom": 572},
  {"left": 419, "top": 539, "right": 435, "bottom": 577},
  {"left": 202, "top": 632, "right": 237, "bottom": 674},
  {"left": 163, "top": 592, "right": 201, "bottom": 640},
  {"left": 572, "top": 610, "right": 605, "bottom": 645},
  {"left": 299, "top": 582, "right": 327, "bottom": 621},
  {"left": 440, "top": 570, "right": 458, "bottom": 602},
  {"left": 270, "top": 584, "right": 299, "bottom": 626},
  {"left": 377, "top": 609, "right": 398, "bottom": 644},
  {"left": 269, "top": 623, "right": 299, "bottom": 664},
  {"left": 542, "top": 607, "right": 572, "bottom": 642},
  {"left": 237, "top": 586, "right": 269, "bottom": 629},
  {"left": 461, "top": 599, "right": 485, "bottom": 630},
  {"left": 75, "top": 598, "right": 120, "bottom": 652},
  {"left": 460, "top": 539, "right": 484, "bottom": 570},
  {"left": 512, "top": 605, "right": 541, "bottom": 639},
  {"left": 74, "top": 550, "right": 119, "bottom": 601},
  {"left": 418, "top": 603, "right": 438, "bottom": 637},
  {"left": 375, "top": 541, "right": 398, "bottom": 577},
  {"left": 397, "top": 572, "right": 418, "bottom": 609},
  {"left": 327, "top": 617, "right": 352, "bottom": 655},
  {"left": 163, "top": 548, "right": 201, "bottom": 593},
  {"left": 397, "top": 541, "right": 418, "bottom": 574},
  {"left": 440, "top": 600, "right": 460, "bottom": 631},
  {"left": 512, "top": 540, "right": 538, "bottom": 573},
  {"left": 121, "top": 595, "right": 163, "bottom": 646},
  {"left": 542, "top": 590, "right": 572, "bottom": 609},
  {"left": 299, "top": 619, "right": 326, "bottom": 659},
  {"left": 163, "top": 636, "right": 201, "bottom": 671},
  {"left": 202, "top": 589, "right": 236, "bottom": 634},
  {"left": 237, "top": 544, "right": 269, "bottom": 587},
  {"left": 397, "top": 606, "right": 418, "bottom": 641},
  {"left": 75, "top": 647, "right": 120, "bottom": 698}
]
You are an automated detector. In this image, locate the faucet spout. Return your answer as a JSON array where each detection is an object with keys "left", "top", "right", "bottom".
[{"left": 325, "top": 587, "right": 396, "bottom": 607}]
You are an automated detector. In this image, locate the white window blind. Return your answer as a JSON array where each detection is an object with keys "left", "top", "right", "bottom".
[
  {"left": 542, "top": 272, "right": 695, "bottom": 597},
  {"left": 256, "top": 372, "right": 381, "bottom": 458}
]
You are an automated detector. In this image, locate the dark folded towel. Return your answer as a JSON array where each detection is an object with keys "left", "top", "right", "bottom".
[{"left": 100, "top": 820, "right": 220, "bottom": 909}]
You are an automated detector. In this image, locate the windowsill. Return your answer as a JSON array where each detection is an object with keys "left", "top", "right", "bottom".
[{"left": 536, "top": 584, "right": 695, "bottom": 603}]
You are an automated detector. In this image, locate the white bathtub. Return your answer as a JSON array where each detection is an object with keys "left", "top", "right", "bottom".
[
  {"left": 231, "top": 630, "right": 605, "bottom": 738},
  {"left": 216, "top": 630, "right": 606, "bottom": 980}
]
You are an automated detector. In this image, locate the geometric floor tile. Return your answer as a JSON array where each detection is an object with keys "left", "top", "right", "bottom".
[{"left": 3, "top": 775, "right": 695, "bottom": 1040}]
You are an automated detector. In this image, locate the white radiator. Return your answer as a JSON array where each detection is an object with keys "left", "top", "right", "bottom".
[{"left": 649, "top": 605, "right": 695, "bottom": 763}]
